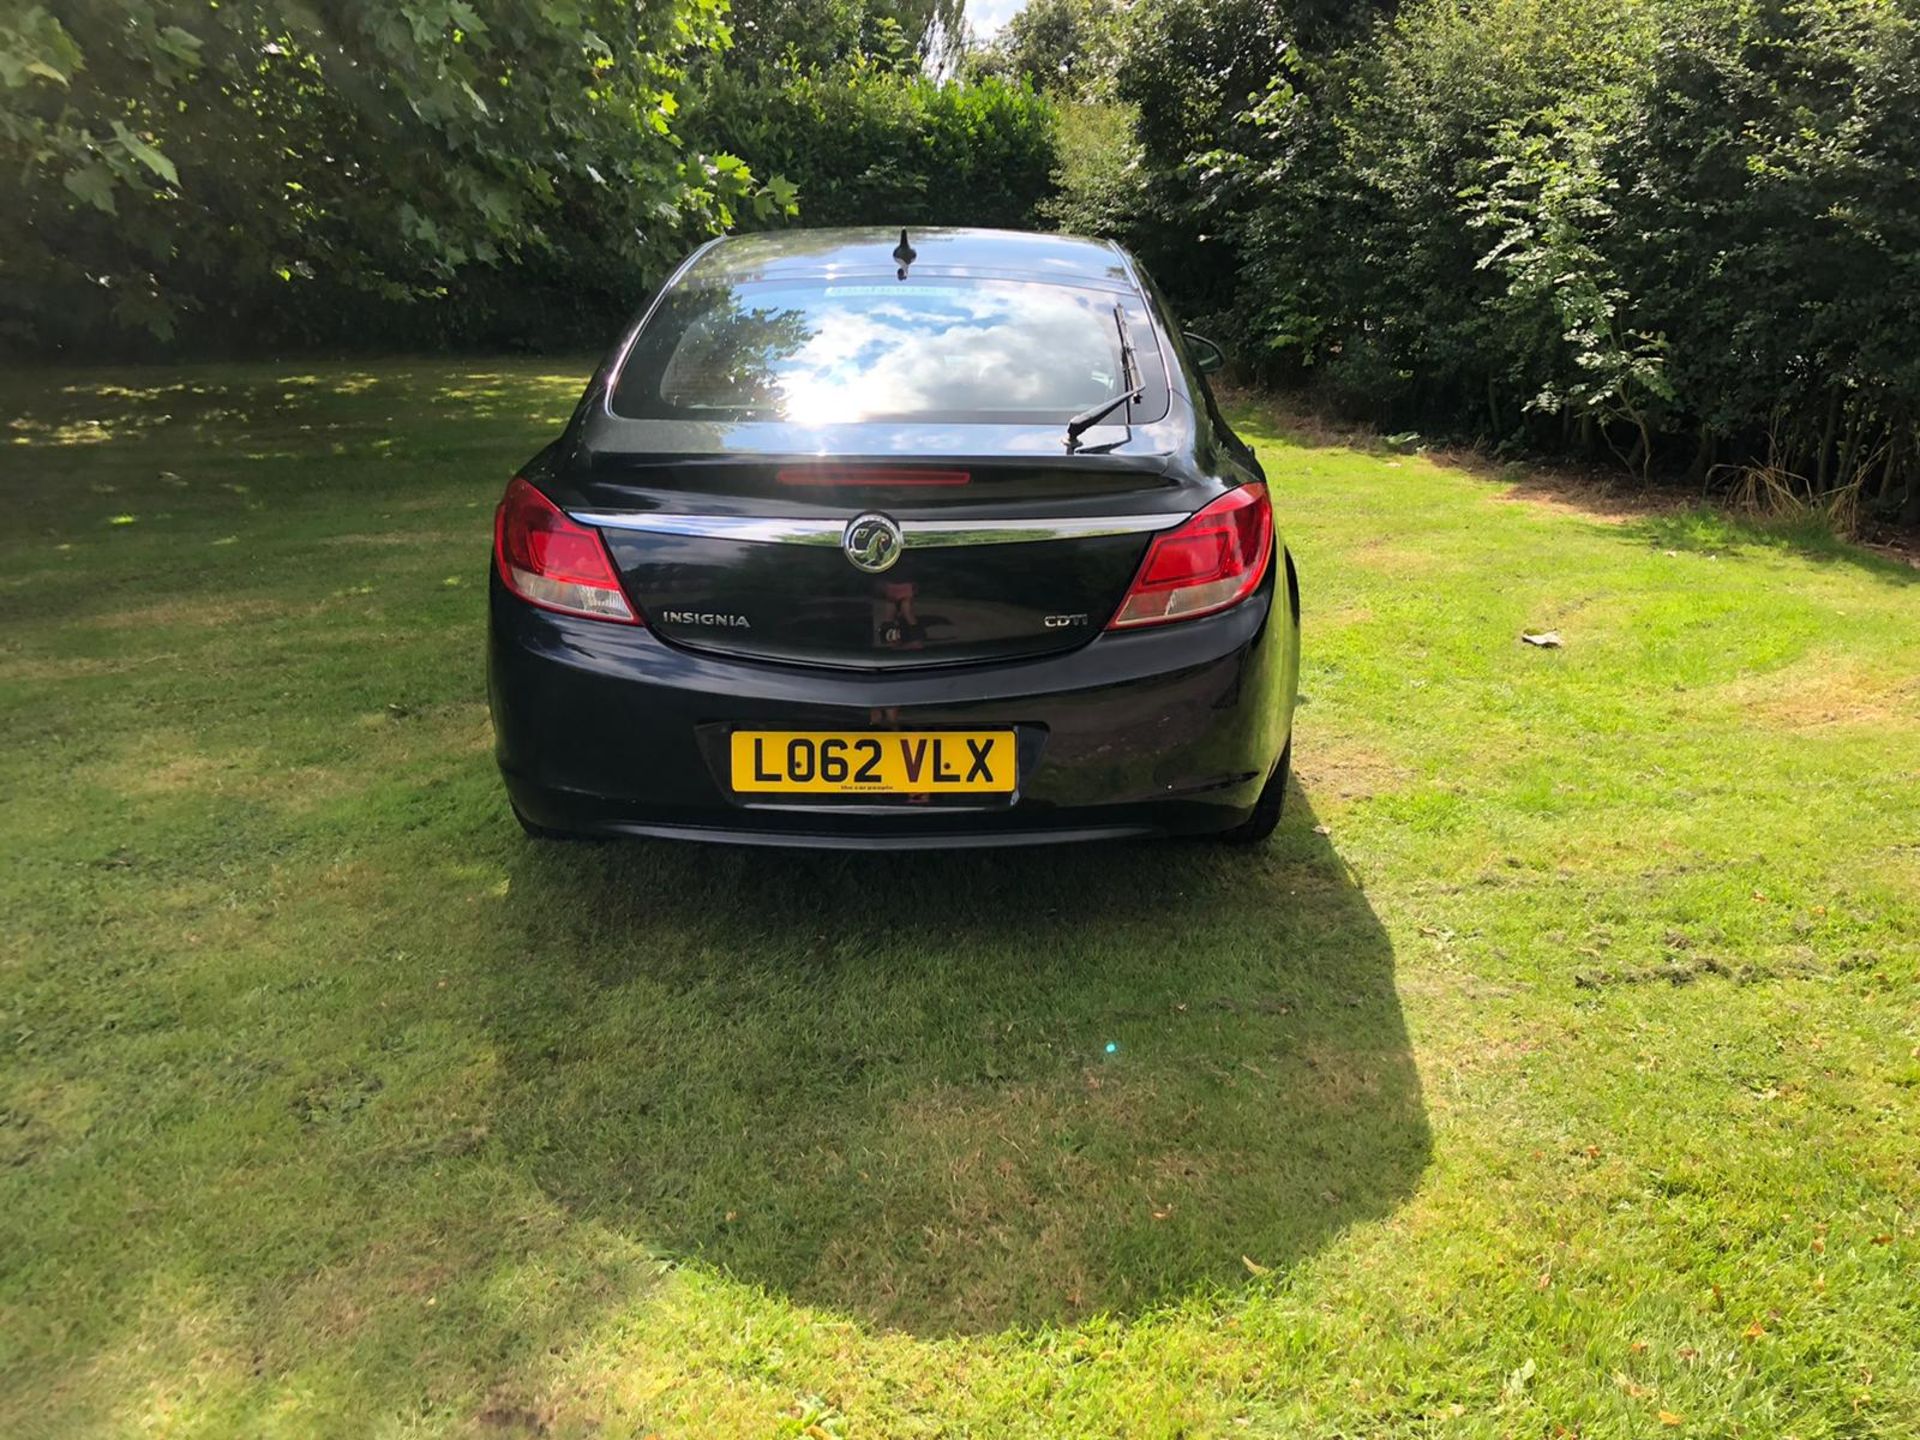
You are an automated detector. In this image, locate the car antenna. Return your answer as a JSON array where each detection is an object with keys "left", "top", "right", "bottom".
[{"left": 893, "top": 228, "right": 917, "bottom": 279}]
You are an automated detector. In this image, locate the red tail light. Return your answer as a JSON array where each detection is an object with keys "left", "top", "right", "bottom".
[
  {"left": 1108, "top": 483, "right": 1274, "bottom": 629},
  {"left": 493, "top": 477, "right": 639, "bottom": 624},
  {"left": 776, "top": 466, "right": 971, "bottom": 487}
]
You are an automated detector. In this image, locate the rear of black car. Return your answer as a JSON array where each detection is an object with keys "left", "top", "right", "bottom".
[{"left": 486, "top": 228, "right": 1299, "bottom": 848}]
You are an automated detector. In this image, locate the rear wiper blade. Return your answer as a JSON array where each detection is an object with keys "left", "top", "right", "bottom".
[
  {"left": 1065, "top": 303, "right": 1144, "bottom": 448},
  {"left": 1064, "top": 387, "right": 1142, "bottom": 444}
]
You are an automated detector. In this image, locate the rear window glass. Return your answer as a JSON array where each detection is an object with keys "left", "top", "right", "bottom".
[{"left": 610, "top": 278, "right": 1165, "bottom": 424}]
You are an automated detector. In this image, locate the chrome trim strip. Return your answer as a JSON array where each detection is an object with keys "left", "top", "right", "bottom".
[
  {"left": 898, "top": 516, "right": 1179, "bottom": 545},
  {"left": 571, "top": 513, "right": 845, "bottom": 545},
  {"left": 571, "top": 511, "right": 1182, "bottom": 547}
]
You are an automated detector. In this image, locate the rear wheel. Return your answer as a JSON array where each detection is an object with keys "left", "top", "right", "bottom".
[{"left": 1218, "top": 741, "right": 1291, "bottom": 845}]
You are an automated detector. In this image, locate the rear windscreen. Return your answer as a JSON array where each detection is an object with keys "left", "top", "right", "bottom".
[{"left": 609, "top": 278, "right": 1167, "bottom": 425}]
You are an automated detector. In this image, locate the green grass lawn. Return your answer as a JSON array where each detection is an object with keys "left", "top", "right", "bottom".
[{"left": 2, "top": 359, "right": 1916, "bottom": 1438}]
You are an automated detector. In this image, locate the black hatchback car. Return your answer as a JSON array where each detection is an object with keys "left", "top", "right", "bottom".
[{"left": 488, "top": 227, "right": 1299, "bottom": 848}]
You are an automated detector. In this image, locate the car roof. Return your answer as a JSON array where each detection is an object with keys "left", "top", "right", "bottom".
[{"left": 680, "top": 227, "right": 1141, "bottom": 295}]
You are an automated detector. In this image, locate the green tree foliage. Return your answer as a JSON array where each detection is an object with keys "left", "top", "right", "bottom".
[
  {"left": 681, "top": 0, "right": 1057, "bottom": 247},
  {"left": 970, "top": 0, "right": 1123, "bottom": 97},
  {"left": 0, "top": 0, "right": 791, "bottom": 349},
  {"left": 688, "top": 59, "right": 1058, "bottom": 229},
  {"left": 1040, "top": 99, "right": 1143, "bottom": 237},
  {"left": 721, "top": 0, "right": 968, "bottom": 75},
  {"left": 1097, "top": 0, "right": 1391, "bottom": 311},
  {"left": 966, "top": 1, "right": 1143, "bottom": 248},
  {"left": 1109, "top": 0, "right": 1920, "bottom": 517},
  {"left": 1119, "top": 0, "right": 1387, "bottom": 175}
]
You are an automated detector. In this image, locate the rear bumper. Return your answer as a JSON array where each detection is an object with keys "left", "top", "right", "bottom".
[{"left": 487, "top": 570, "right": 1298, "bottom": 849}]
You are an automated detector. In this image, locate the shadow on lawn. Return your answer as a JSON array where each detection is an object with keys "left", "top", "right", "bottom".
[
  {"left": 488, "top": 786, "right": 1429, "bottom": 1335},
  {"left": 1626, "top": 508, "right": 1919, "bottom": 585},
  {"left": 1226, "top": 397, "right": 1919, "bottom": 588}
]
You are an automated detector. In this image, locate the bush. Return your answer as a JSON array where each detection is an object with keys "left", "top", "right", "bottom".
[
  {"left": 687, "top": 67, "right": 1059, "bottom": 231},
  {"left": 1040, "top": 102, "right": 1145, "bottom": 238},
  {"left": 1116, "top": 0, "right": 1920, "bottom": 518}
]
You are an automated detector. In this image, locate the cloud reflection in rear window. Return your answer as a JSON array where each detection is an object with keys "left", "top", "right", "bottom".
[{"left": 610, "top": 278, "right": 1162, "bottom": 425}]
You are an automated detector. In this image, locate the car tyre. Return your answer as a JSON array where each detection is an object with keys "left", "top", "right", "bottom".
[{"left": 1218, "top": 740, "right": 1291, "bottom": 845}]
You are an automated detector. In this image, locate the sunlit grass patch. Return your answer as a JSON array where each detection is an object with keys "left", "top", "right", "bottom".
[
  {"left": 1291, "top": 736, "right": 1415, "bottom": 803},
  {"left": 1717, "top": 652, "right": 1920, "bottom": 733}
]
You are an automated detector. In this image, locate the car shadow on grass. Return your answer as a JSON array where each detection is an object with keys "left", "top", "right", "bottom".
[{"left": 488, "top": 786, "right": 1430, "bottom": 1336}]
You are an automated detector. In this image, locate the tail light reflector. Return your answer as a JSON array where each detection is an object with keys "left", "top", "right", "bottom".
[
  {"left": 1108, "top": 483, "right": 1273, "bottom": 629},
  {"left": 493, "top": 477, "right": 639, "bottom": 624}
]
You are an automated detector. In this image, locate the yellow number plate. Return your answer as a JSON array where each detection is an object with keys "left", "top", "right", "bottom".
[{"left": 730, "top": 730, "right": 1016, "bottom": 795}]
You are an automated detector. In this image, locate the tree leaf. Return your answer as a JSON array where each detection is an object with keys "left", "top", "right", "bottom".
[
  {"left": 63, "top": 163, "right": 117, "bottom": 215},
  {"left": 110, "top": 121, "right": 178, "bottom": 186}
]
